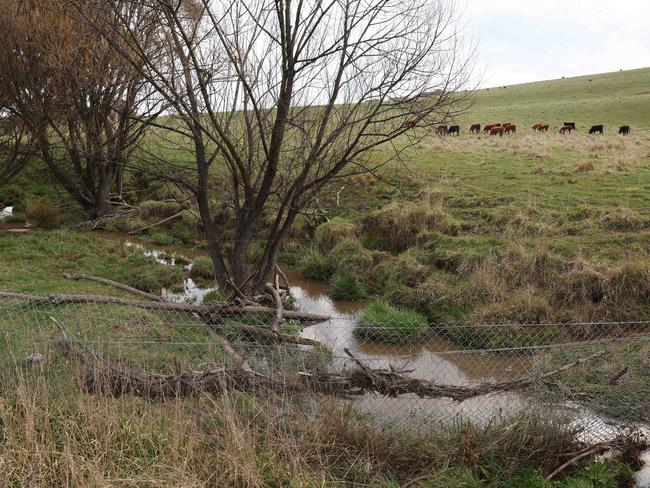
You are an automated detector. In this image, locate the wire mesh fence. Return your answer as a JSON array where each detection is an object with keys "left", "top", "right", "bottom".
[{"left": 0, "top": 284, "right": 648, "bottom": 445}]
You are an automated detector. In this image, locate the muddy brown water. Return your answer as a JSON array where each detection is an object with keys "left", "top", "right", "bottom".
[{"left": 283, "top": 267, "right": 527, "bottom": 425}]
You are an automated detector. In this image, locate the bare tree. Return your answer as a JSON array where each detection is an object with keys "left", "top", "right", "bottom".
[
  {"left": 92, "top": 0, "right": 473, "bottom": 291},
  {"left": 0, "top": 0, "right": 162, "bottom": 217},
  {"left": 0, "top": 114, "right": 32, "bottom": 187}
]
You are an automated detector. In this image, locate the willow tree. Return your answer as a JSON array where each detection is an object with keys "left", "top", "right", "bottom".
[
  {"left": 93, "top": 0, "right": 472, "bottom": 290},
  {"left": 0, "top": 114, "right": 32, "bottom": 187},
  {"left": 0, "top": 0, "right": 161, "bottom": 217}
]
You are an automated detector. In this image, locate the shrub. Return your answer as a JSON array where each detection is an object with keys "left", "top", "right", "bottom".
[
  {"left": 140, "top": 200, "right": 183, "bottom": 219},
  {"left": 298, "top": 248, "right": 335, "bottom": 281},
  {"left": 314, "top": 217, "right": 357, "bottom": 252},
  {"left": 329, "top": 272, "right": 365, "bottom": 300},
  {"left": 0, "top": 186, "right": 26, "bottom": 212},
  {"left": 25, "top": 198, "right": 62, "bottom": 229},
  {"left": 355, "top": 301, "right": 428, "bottom": 344},
  {"left": 190, "top": 257, "right": 216, "bottom": 280}
]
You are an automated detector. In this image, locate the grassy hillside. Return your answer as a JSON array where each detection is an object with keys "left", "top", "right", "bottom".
[
  {"left": 299, "top": 68, "right": 650, "bottom": 328},
  {"left": 460, "top": 67, "right": 650, "bottom": 130}
]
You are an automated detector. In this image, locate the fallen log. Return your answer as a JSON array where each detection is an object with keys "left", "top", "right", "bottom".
[
  {"left": 64, "top": 273, "right": 162, "bottom": 302},
  {"left": 54, "top": 321, "right": 607, "bottom": 402},
  {"left": 129, "top": 211, "right": 185, "bottom": 235},
  {"left": 0, "top": 291, "right": 330, "bottom": 322}
]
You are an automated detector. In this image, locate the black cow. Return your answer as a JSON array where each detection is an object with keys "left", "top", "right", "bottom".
[
  {"left": 563, "top": 122, "right": 576, "bottom": 130},
  {"left": 618, "top": 125, "right": 630, "bottom": 136},
  {"left": 448, "top": 125, "right": 460, "bottom": 136},
  {"left": 589, "top": 125, "right": 604, "bottom": 135}
]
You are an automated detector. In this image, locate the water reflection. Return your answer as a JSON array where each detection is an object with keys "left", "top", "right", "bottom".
[{"left": 286, "top": 268, "right": 527, "bottom": 425}]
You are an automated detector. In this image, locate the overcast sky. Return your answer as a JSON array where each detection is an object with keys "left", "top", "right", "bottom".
[{"left": 463, "top": 0, "right": 650, "bottom": 87}]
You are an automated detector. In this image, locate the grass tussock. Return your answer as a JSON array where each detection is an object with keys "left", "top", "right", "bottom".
[
  {"left": 599, "top": 206, "right": 648, "bottom": 231},
  {"left": 189, "top": 256, "right": 216, "bottom": 280},
  {"left": 532, "top": 341, "right": 650, "bottom": 423},
  {"left": 355, "top": 300, "right": 428, "bottom": 344},
  {"left": 363, "top": 201, "right": 459, "bottom": 252},
  {"left": 298, "top": 247, "right": 336, "bottom": 281},
  {"left": 314, "top": 217, "right": 357, "bottom": 252},
  {"left": 140, "top": 199, "right": 183, "bottom": 219},
  {"left": 329, "top": 271, "right": 366, "bottom": 300},
  {"left": 25, "top": 198, "right": 62, "bottom": 229},
  {"left": 574, "top": 160, "right": 595, "bottom": 172}
]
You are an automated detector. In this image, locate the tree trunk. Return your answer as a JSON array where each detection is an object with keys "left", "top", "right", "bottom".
[{"left": 93, "top": 167, "right": 115, "bottom": 218}]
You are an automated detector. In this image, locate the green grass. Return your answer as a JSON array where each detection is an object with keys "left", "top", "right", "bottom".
[
  {"left": 298, "top": 247, "right": 336, "bottom": 281},
  {"left": 189, "top": 256, "right": 216, "bottom": 280},
  {"left": 355, "top": 300, "right": 428, "bottom": 344},
  {"left": 329, "top": 272, "right": 366, "bottom": 300}
]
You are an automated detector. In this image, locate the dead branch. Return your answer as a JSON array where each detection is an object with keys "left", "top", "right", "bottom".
[
  {"left": 73, "top": 208, "right": 140, "bottom": 230},
  {"left": 202, "top": 325, "right": 256, "bottom": 376},
  {"left": 129, "top": 211, "right": 185, "bottom": 235},
  {"left": 0, "top": 291, "right": 330, "bottom": 322},
  {"left": 275, "top": 265, "right": 290, "bottom": 291},
  {"left": 264, "top": 283, "right": 284, "bottom": 332},
  {"left": 608, "top": 366, "right": 629, "bottom": 386},
  {"left": 64, "top": 273, "right": 162, "bottom": 302},
  {"left": 341, "top": 348, "right": 609, "bottom": 401},
  {"left": 546, "top": 443, "right": 612, "bottom": 480},
  {"left": 219, "top": 322, "right": 321, "bottom": 347},
  {"left": 54, "top": 325, "right": 607, "bottom": 402}
]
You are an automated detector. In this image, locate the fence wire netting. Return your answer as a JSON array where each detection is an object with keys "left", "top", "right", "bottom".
[{"left": 1, "top": 280, "right": 648, "bottom": 447}]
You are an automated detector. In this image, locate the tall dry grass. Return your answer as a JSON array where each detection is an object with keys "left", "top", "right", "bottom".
[{"left": 0, "top": 365, "right": 592, "bottom": 487}]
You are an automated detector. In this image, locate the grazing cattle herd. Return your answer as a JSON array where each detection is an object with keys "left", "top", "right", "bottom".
[{"left": 404, "top": 120, "right": 632, "bottom": 137}]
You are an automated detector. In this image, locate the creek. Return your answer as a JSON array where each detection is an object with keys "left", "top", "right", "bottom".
[{"left": 99, "top": 233, "right": 649, "bottom": 484}]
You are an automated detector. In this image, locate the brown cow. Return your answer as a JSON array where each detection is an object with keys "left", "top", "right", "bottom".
[
  {"left": 538, "top": 124, "right": 549, "bottom": 132},
  {"left": 436, "top": 125, "right": 448, "bottom": 135},
  {"left": 502, "top": 123, "right": 513, "bottom": 128},
  {"left": 483, "top": 124, "right": 496, "bottom": 133},
  {"left": 559, "top": 125, "right": 574, "bottom": 134},
  {"left": 403, "top": 119, "right": 417, "bottom": 128},
  {"left": 532, "top": 123, "right": 542, "bottom": 131},
  {"left": 490, "top": 127, "right": 505, "bottom": 137},
  {"left": 505, "top": 124, "right": 517, "bottom": 134},
  {"left": 470, "top": 124, "right": 481, "bottom": 133}
]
